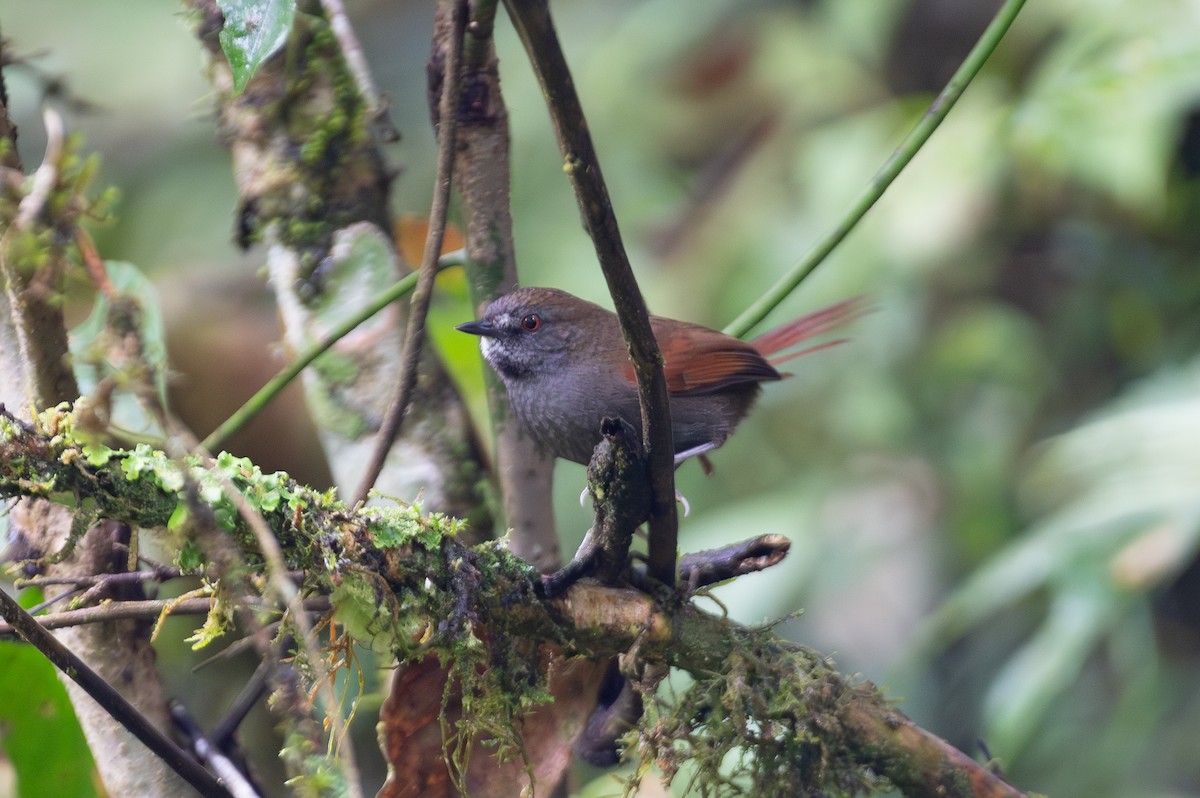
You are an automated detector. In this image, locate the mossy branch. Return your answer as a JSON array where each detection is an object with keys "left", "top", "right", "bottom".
[{"left": 0, "top": 403, "right": 1030, "bottom": 797}]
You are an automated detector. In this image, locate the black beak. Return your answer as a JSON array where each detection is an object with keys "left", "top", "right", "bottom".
[{"left": 456, "top": 320, "right": 497, "bottom": 337}]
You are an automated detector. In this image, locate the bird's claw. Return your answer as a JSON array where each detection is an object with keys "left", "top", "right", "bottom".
[{"left": 676, "top": 490, "right": 690, "bottom": 517}]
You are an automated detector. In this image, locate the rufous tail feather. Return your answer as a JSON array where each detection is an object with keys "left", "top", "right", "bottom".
[{"left": 749, "top": 296, "right": 867, "bottom": 359}]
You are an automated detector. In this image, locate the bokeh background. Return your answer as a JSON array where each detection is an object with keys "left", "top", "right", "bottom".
[{"left": 5, "top": 0, "right": 1200, "bottom": 796}]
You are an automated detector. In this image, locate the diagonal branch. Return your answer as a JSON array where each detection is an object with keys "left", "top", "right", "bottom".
[
  {"left": 501, "top": 0, "right": 679, "bottom": 587},
  {"left": 0, "top": 588, "right": 235, "bottom": 798}
]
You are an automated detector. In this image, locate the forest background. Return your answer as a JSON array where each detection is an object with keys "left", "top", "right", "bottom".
[{"left": 4, "top": 1, "right": 1200, "bottom": 796}]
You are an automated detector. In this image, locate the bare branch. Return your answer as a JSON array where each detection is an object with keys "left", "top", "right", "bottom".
[
  {"left": 443, "top": 0, "right": 559, "bottom": 572},
  {"left": 0, "top": 597, "right": 331, "bottom": 638},
  {"left": 501, "top": 0, "right": 679, "bottom": 586}
]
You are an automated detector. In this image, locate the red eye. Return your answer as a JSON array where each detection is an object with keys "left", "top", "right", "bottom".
[{"left": 521, "top": 313, "right": 541, "bottom": 332}]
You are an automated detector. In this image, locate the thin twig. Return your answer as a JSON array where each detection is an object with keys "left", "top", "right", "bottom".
[
  {"left": 24, "top": 585, "right": 85, "bottom": 616},
  {"left": 502, "top": 0, "right": 679, "bottom": 587},
  {"left": 0, "top": 596, "right": 332, "bottom": 638},
  {"left": 723, "top": 0, "right": 1029, "bottom": 339},
  {"left": 209, "top": 651, "right": 279, "bottom": 746},
  {"left": 74, "top": 227, "right": 117, "bottom": 297},
  {"left": 352, "top": 0, "right": 468, "bottom": 506},
  {"left": 0, "top": 587, "right": 235, "bottom": 797},
  {"left": 170, "top": 700, "right": 263, "bottom": 798},
  {"left": 17, "top": 566, "right": 180, "bottom": 589}
]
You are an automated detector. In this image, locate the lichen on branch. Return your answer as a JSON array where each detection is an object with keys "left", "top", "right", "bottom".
[{"left": 0, "top": 403, "right": 1028, "bottom": 798}]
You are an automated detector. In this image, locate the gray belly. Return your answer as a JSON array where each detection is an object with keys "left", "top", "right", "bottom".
[{"left": 509, "top": 375, "right": 761, "bottom": 465}]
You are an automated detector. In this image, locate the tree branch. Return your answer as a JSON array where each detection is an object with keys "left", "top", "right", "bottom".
[
  {"left": 443, "top": 0, "right": 560, "bottom": 572},
  {"left": 0, "top": 596, "right": 331, "bottom": 639},
  {"left": 0, "top": 406, "right": 1029, "bottom": 797},
  {"left": 0, "top": 588, "right": 235, "bottom": 797},
  {"left": 501, "top": 0, "right": 679, "bottom": 587}
]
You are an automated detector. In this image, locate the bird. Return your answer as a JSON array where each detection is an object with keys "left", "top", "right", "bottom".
[{"left": 456, "top": 286, "right": 860, "bottom": 467}]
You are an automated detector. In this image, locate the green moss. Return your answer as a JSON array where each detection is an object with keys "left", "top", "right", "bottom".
[
  {"left": 279, "top": 733, "right": 348, "bottom": 798},
  {"left": 283, "top": 217, "right": 336, "bottom": 251},
  {"left": 2, "top": 404, "right": 557, "bottom": 790},
  {"left": 628, "top": 641, "right": 885, "bottom": 797},
  {"left": 267, "top": 12, "right": 370, "bottom": 255}
]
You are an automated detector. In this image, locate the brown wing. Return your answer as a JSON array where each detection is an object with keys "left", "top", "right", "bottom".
[{"left": 652, "top": 317, "right": 781, "bottom": 397}]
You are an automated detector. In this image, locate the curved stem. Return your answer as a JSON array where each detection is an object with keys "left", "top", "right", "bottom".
[
  {"left": 199, "top": 254, "right": 461, "bottom": 453},
  {"left": 723, "top": 0, "right": 1028, "bottom": 339}
]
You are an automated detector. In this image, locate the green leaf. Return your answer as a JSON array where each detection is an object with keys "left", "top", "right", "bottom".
[
  {"left": 217, "top": 0, "right": 296, "bottom": 94},
  {"left": 176, "top": 539, "right": 204, "bottom": 572},
  {"left": 81, "top": 443, "right": 112, "bottom": 466},
  {"left": 0, "top": 594, "right": 97, "bottom": 798},
  {"left": 330, "top": 576, "right": 397, "bottom": 656},
  {"left": 982, "top": 572, "right": 1127, "bottom": 756}
]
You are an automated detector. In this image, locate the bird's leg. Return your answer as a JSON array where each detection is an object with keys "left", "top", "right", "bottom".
[
  {"left": 673, "top": 441, "right": 717, "bottom": 466},
  {"left": 668, "top": 441, "right": 718, "bottom": 515}
]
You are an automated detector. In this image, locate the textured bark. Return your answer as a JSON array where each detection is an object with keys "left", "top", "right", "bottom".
[
  {"left": 0, "top": 421, "right": 1032, "bottom": 798},
  {"left": 0, "top": 103, "right": 191, "bottom": 794},
  {"left": 432, "top": 1, "right": 559, "bottom": 571},
  {"left": 188, "top": 0, "right": 488, "bottom": 524}
]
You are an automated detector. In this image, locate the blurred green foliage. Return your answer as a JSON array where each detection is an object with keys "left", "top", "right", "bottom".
[
  {"left": 5, "top": 0, "right": 1200, "bottom": 796},
  {"left": 0, "top": 591, "right": 97, "bottom": 798}
]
